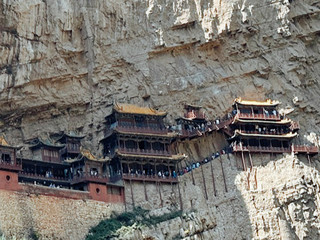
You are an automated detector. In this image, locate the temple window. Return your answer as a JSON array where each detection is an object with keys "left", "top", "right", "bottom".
[
  {"left": 125, "top": 140, "right": 136, "bottom": 149},
  {"left": 1, "top": 153, "right": 11, "bottom": 163},
  {"left": 152, "top": 142, "right": 164, "bottom": 151},
  {"left": 90, "top": 168, "right": 98, "bottom": 176},
  {"left": 138, "top": 141, "right": 151, "bottom": 150},
  {"left": 135, "top": 116, "right": 146, "bottom": 128}
]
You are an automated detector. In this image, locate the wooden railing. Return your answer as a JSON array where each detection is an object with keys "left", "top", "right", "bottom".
[
  {"left": 122, "top": 173, "right": 178, "bottom": 183},
  {"left": 232, "top": 144, "right": 319, "bottom": 154},
  {"left": 0, "top": 161, "right": 22, "bottom": 171},
  {"left": 237, "top": 113, "right": 281, "bottom": 121},
  {"left": 118, "top": 147, "right": 171, "bottom": 157},
  {"left": 232, "top": 145, "right": 291, "bottom": 153},
  {"left": 237, "top": 130, "right": 290, "bottom": 136},
  {"left": 292, "top": 145, "right": 318, "bottom": 154},
  {"left": 215, "top": 117, "right": 234, "bottom": 130},
  {"left": 107, "top": 124, "right": 168, "bottom": 135},
  {"left": 71, "top": 173, "right": 109, "bottom": 185},
  {"left": 19, "top": 172, "right": 69, "bottom": 182}
]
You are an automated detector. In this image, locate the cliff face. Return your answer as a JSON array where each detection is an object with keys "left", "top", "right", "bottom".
[
  {"left": 115, "top": 153, "right": 320, "bottom": 240},
  {"left": 1, "top": 0, "right": 320, "bottom": 239},
  {"left": 1, "top": 0, "right": 320, "bottom": 150}
]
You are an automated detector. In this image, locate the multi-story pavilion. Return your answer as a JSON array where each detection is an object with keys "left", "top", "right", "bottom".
[
  {"left": 19, "top": 138, "right": 70, "bottom": 187},
  {"left": 230, "top": 98, "right": 299, "bottom": 153},
  {"left": 175, "top": 104, "right": 210, "bottom": 139},
  {"left": 102, "top": 103, "right": 185, "bottom": 183}
]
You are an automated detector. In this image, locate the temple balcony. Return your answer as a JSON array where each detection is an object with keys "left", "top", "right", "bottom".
[
  {"left": 232, "top": 145, "right": 291, "bottom": 153},
  {"left": 231, "top": 129, "right": 297, "bottom": 139},
  {"left": 215, "top": 117, "right": 234, "bottom": 129},
  {"left": 117, "top": 147, "right": 171, "bottom": 157},
  {"left": 105, "top": 124, "right": 169, "bottom": 137},
  {"left": 237, "top": 113, "right": 281, "bottom": 121},
  {"left": 71, "top": 173, "right": 109, "bottom": 185},
  {"left": 0, "top": 160, "right": 22, "bottom": 171},
  {"left": 237, "top": 130, "right": 291, "bottom": 136},
  {"left": 122, "top": 173, "right": 178, "bottom": 183},
  {"left": 19, "top": 172, "right": 69, "bottom": 184},
  {"left": 292, "top": 145, "right": 318, "bottom": 155}
]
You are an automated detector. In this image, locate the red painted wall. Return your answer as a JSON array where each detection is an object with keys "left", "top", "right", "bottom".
[
  {"left": 0, "top": 170, "right": 21, "bottom": 191},
  {"left": 88, "top": 183, "right": 125, "bottom": 203}
]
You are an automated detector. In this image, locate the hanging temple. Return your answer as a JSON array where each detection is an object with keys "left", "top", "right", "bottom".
[{"left": 0, "top": 98, "right": 317, "bottom": 203}]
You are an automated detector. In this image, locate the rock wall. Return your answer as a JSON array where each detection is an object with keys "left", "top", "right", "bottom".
[
  {"left": 117, "top": 153, "right": 320, "bottom": 240},
  {"left": 0, "top": 187, "right": 124, "bottom": 240},
  {"left": 0, "top": 0, "right": 319, "bottom": 153}
]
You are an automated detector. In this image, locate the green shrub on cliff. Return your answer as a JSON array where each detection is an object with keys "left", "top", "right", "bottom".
[{"left": 86, "top": 207, "right": 182, "bottom": 240}]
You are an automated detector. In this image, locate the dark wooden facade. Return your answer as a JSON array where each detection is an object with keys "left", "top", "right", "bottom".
[
  {"left": 223, "top": 98, "right": 318, "bottom": 156},
  {"left": 102, "top": 103, "right": 185, "bottom": 183}
]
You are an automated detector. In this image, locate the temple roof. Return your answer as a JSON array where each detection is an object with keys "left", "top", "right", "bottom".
[
  {"left": 80, "top": 148, "right": 109, "bottom": 162},
  {"left": 114, "top": 103, "right": 167, "bottom": 116},
  {"left": 234, "top": 98, "right": 281, "bottom": 107},
  {"left": 29, "top": 138, "right": 65, "bottom": 150},
  {"left": 0, "top": 135, "right": 20, "bottom": 149},
  {"left": 0, "top": 136, "right": 9, "bottom": 147}
]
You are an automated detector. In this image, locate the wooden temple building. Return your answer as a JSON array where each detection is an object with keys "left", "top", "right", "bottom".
[
  {"left": 221, "top": 98, "right": 318, "bottom": 160},
  {"left": 102, "top": 103, "right": 185, "bottom": 183},
  {"left": 0, "top": 132, "right": 124, "bottom": 203},
  {"left": 175, "top": 104, "right": 212, "bottom": 139}
]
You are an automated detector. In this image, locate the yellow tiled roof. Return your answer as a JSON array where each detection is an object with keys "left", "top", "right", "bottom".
[
  {"left": 81, "top": 148, "right": 96, "bottom": 161},
  {"left": 114, "top": 103, "right": 167, "bottom": 116},
  {"left": 0, "top": 136, "right": 9, "bottom": 146},
  {"left": 80, "top": 147, "right": 109, "bottom": 162},
  {"left": 234, "top": 98, "right": 281, "bottom": 106}
]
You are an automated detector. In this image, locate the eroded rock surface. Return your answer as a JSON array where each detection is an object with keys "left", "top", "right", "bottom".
[{"left": 0, "top": 0, "right": 319, "bottom": 152}]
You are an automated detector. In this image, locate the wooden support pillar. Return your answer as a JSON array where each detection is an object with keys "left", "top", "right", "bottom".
[
  {"left": 241, "top": 151, "right": 247, "bottom": 171},
  {"left": 191, "top": 167, "right": 195, "bottom": 185},
  {"left": 123, "top": 180, "right": 127, "bottom": 212},
  {"left": 178, "top": 182, "right": 183, "bottom": 211},
  {"left": 210, "top": 160, "right": 217, "bottom": 196},
  {"left": 260, "top": 152, "right": 264, "bottom": 166},
  {"left": 143, "top": 180, "right": 148, "bottom": 201},
  {"left": 219, "top": 156, "right": 228, "bottom": 193},
  {"left": 158, "top": 182, "right": 163, "bottom": 207},
  {"left": 308, "top": 154, "right": 311, "bottom": 166},
  {"left": 130, "top": 180, "right": 135, "bottom": 208},
  {"left": 201, "top": 163, "right": 208, "bottom": 200},
  {"left": 248, "top": 152, "right": 253, "bottom": 169},
  {"left": 254, "top": 169, "right": 258, "bottom": 190}
]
